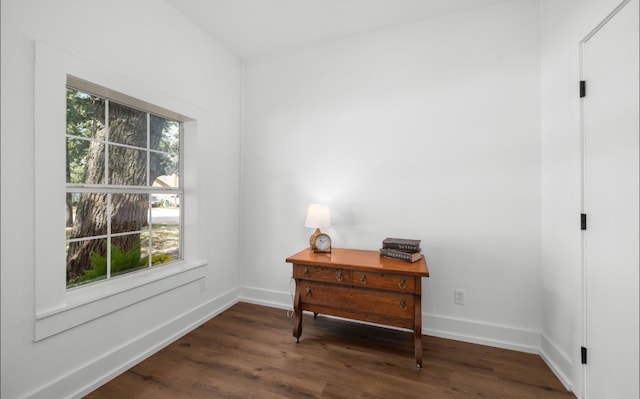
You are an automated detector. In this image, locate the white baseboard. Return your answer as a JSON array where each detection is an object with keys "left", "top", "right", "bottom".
[
  {"left": 27, "top": 288, "right": 240, "bottom": 399},
  {"left": 540, "top": 334, "right": 573, "bottom": 391},
  {"left": 240, "top": 286, "right": 542, "bottom": 352},
  {"left": 422, "top": 313, "right": 541, "bottom": 354},
  {"left": 239, "top": 285, "right": 294, "bottom": 311},
  {"left": 29, "top": 285, "right": 574, "bottom": 398}
]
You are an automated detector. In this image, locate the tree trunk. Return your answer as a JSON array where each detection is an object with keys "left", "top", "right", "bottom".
[{"left": 66, "top": 101, "right": 166, "bottom": 282}]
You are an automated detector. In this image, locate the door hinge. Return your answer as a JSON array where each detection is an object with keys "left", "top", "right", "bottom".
[
  {"left": 581, "top": 213, "right": 587, "bottom": 230},
  {"left": 580, "top": 80, "right": 586, "bottom": 98},
  {"left": 581, "top": 346, "right": 588, "bottom": 364}
]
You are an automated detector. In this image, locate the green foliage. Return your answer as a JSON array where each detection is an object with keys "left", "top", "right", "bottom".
[
  {"left": 77, "top": 241, "right": 144, "bottom": 283},
  {"left": 75, "top": 239, "right": 175, "bottom": 284}
]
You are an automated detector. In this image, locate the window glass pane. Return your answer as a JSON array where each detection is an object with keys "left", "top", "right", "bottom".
[
  {"left": 67, "top": 192, "right": 108, "bottom": 239},
  {"left": 67, "top": 88, "right": 105, "bottom": 140},
  {"left": 151, "top": 228, "right": 181, "bottom": 265},
  {"left": 150, "top": 197, "right": 181, "bottom": 264},
  {"left": 150, "top": 115, "right": 180, "bottom": 154},
  {"left": 66, "top": 237, "right": 107, "bottom": 287},
  {"left": 150, "top": 115, "right": 180, "bottom": 188},
  {"left": 110, "top": 234, "right": 147, "bottom": 277},
  {"left": 151, "top": 152, "right": 180, "bottom": 188},
  {"left": 150, "top": 199, "right": 180, "bottom": 226},
  {"left": 66, "top": 192, "right": 108, "bottom": 286},
  {"left": 108, "top": 102, "right": 147, "bottom": 148},
  {"left": 111, "top": 193, "right": 149, "bottom": 234},
  {"left": 108, "top": 145, "right": 147, "bottom": 185},
  {"left": 67, "top": 137, "right": 105, "bottom": 184}
]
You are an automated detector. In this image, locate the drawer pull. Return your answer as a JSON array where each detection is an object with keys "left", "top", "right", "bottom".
[
  {"left": 336, "top": 270, "right": 343, "bottom": 282},
  {"left": 303, "top": 267, "right": 309, "bottom": 276},
  {"left": 399, "top": 279, "right": 406, "bottom": 290},
  {"left": 306, "top": 287, "right": 312, "bottom": 297},
  {"left": 400, "top": 300, "right": 408, "bottom": 311},
  {"left": 360, "top": 274, "right": 367, "bottom": 285}
]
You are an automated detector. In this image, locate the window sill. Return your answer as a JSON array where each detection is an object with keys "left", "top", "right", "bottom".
[{"left": 34, "top": 260, "right": 207, "bottom": 341}]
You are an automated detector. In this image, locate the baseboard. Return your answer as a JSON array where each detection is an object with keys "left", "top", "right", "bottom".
[
  {"left": 241, "top": 286, "right": 542, "bottom": 354},
  {"left": 27, "top": 288, "right": 240, "bottom": 399},
  {"left": 422, "top": 313, "right": 541, "bottom": 354},
  {"left": 540, "top": 334, "right": 573, "bottom": 391},
  {"left": 32, "top": 285, "right": 572, "bottom": 399},
  {"left": 239, "top": 285, "right": 295, "bottom": 311}
]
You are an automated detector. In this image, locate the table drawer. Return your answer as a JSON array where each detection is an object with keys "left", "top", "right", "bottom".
[
  {"left": 294, "top": 264, "right": 351, "bottom": 284},
  {"left": 299, "top": 281, "right": 414, "bottom": 320},
  {"left": 351, "top": 272, "right": 416, "bottom": 293}
]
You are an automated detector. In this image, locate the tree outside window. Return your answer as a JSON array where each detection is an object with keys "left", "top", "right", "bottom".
[{"left": 66, "top": 88, "right": 182, "bottom": 288}]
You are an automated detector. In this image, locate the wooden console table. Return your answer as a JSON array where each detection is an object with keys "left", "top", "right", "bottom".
[{"left": 286, "top": 248, "right": 430, "bottom": 367}]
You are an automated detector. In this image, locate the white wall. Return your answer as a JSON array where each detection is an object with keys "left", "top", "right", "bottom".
[
  {"left": 540, "top": 0, "right": 635, "bottom": 396},
  {"left": 0, "top": 1, "right": 242, "bottom": 398},
  {"left": 242, "top": 0, "right": 543, "bottom": 352},
  {"left": 4, "top": 0, "right": 631, "bottom": 397}
]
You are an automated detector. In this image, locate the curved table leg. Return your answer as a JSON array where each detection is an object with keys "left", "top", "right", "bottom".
[
  {"left": 414, "top": 293, "right": 423, "bottom": 368},
  {"left": 292, "top": 286, "right": 303, "bottom": 343}
]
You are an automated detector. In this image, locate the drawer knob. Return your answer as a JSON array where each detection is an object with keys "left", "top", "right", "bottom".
[
  {"left": 360, "top": 274, "right": 367, "bottom": 285},
  {"left": 306, "top": 287, "right": 312, "bottom": 297},
  {"left": 303, "top": 267, "right": 309, "bottom": 276},
  {"left": 336, "top": 270, "right": 343, "bottom": 282},
  {"left": 400, "top": 300, "right": 408, "bottom": 311},
  {"left": 399, "top": 279, "right": 406, "bottom": 290}
]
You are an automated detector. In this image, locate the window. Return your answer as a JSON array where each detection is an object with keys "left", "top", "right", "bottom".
[
  {"left": 34, "top": 42, "right": 205, "bottom": 341},
  {"left": 65, "top": 83, "right": 182, "bottom": 288}
]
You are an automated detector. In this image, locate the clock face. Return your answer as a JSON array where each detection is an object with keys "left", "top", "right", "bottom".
[{"left": 315, "top": 234, "right": 331, "bottom": 251}]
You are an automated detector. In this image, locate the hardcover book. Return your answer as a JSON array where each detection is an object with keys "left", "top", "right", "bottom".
[
  {"left": 379, "top": 248, "right": 422, "bottom": 263},
  {"left": 382, "top": 237, "right": 421, "bottom": 252}
]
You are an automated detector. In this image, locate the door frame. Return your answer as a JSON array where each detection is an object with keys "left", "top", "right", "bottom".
[{"left": 579, "top": 0, "right": 634, "bottom": 397}]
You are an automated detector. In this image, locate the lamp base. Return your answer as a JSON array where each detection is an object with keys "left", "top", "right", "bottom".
[{"left": 309, "top": 228, "right": 322, "bottom": 248}]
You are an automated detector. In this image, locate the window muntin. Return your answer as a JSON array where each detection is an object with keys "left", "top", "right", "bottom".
[{"left": 65, "top": 87, "right": 182, "bottom": 288}]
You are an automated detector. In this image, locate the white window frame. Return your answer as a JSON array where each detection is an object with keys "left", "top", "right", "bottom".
[{"left": 34, "top": 41, "right": 206, "bottom": 341}]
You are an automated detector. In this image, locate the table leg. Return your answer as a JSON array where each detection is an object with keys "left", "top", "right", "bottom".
[
  {"left": 414, "top": 293, "right": 423, "bottom": 368},
  {"left": 292, "top": 286, "right": 303, "bottom": 342},
  {"left": 415, "top": 330, "right": 423, "bottom": 368}
]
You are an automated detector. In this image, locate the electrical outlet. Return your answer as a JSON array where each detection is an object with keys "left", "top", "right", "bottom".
[{"left": 454, "top": 289, "right": 465, "bottom": 305}]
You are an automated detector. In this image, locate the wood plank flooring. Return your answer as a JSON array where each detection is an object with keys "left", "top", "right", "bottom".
[{"left": 85, "top": 302, "right": 576, "bottom": 399}]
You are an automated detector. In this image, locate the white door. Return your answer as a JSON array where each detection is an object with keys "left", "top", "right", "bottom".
[{"left": 582, "top": 0, "right": 639, "bottom": 398}]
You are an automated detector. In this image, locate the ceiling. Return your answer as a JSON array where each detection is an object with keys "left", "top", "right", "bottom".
[{"left": 166, "top": 0, "right": 508, "bottom": 60}]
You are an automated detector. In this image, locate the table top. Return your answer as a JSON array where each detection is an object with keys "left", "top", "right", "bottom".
[{"left": 286, "top": 248, "right": 429, "bottom": 277}]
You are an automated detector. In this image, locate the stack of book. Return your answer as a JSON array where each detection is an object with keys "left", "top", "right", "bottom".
[{"left": 379, "top": 238, "right": 422, "bottom": 262}]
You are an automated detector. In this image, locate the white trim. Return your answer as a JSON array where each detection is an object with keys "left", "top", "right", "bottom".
[
  {"left": 25, "top": 288, "right": 239, "bottom": 399},
  {"left": 578, "top": 2, "right": 632, "bottom": 397},
  {"left": 422, "top": 313, "right": 541, "bottom": 354},
  {"left": 239, "top": 285, "right": 294, "bottom": 311},
  {"left": 35, "top": 261, "right": 207, "bottom": 341},
  {"left": 240, "top": 286, "right": 542, "bottom": 354},
  {"left": 540, "top": 333, "right": 573, "bottom": 391}
]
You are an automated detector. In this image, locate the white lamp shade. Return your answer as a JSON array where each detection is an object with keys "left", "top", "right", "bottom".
[{"left": 304, "top": 204, "right": 332, "bottom": 228}]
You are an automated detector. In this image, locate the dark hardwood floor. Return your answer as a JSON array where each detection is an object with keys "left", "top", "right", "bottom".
[{"left": 85, "top": 302, "right": 576, "bottom": 399}]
